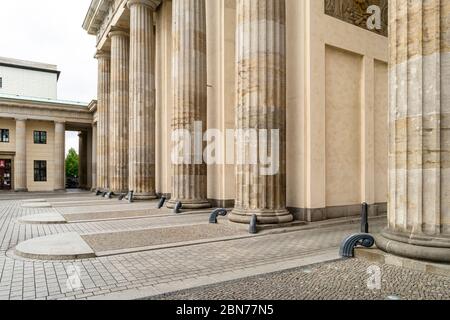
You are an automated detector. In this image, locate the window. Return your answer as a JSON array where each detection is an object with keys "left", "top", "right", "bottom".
[
  {"left": 34, "top": 161, "right": 47, "bottom": 182},
  {"left": 33, "top": 131, "right": 47, "bottom": 144},
  {"left": 0, "top": 129, "right": 9, "bottom": 143}
]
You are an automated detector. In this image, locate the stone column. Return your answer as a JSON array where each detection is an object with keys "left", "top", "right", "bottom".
[
  {"left": 155, "top": 0, "right": 173, "bottom": 197},
  {"left": 86, "top": 128, "right": 93, "bottom": 190},
  {"left": 167, "top": 0, "right": 210, "bottom": 209},
  {"left": 14, "top": 119, "right": 27, "bottom": 191},
  {"left": 95, "top": 51, "right": 110, "bottom": 191},
  {"left": 78, "top": 131, "right": 87, "bottom": 189},
  {"left": 54, "top": 121, "right": 65, "bottom": 191},
  {"left": 109, "top": 29, "right": 130, "bottom": 194},
  {"left": 376, "top": 0, "right": 450, "bottom": 262},
  {"left": 229, "top": 0, "right": 293, "bottom": 224},
  {"left": 127, "top": 0, "right": 158, "bottom": 199},
  {"left": 92, "top": 124, "right": 97, "bottom": 190}
]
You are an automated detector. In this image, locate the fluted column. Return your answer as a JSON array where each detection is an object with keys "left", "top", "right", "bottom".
[
  {"left": 95, "top": 51, "right": 110, "bottom": 191},
  {"left": 109, "top": 29, "right": 130, "bottom": 194},
  {"left": 127, "top": 0, "right": 159, "bottom": 199},
  {"left": 54, "top": 121, "right": 65, "bottom": 191},
  {"left": 167, "top": 0, "right": 210, "bottom": 209},
  {"left": 376, "top": 0, "right": 450, "bottom": 262},
  {"left": 14, "top": 119, "right": 27, "bottom": 191},
  {"left": 92, "top": 124, "right": 97, "bottom": 190},
  {"left": 229, "top": 0, "right": 292, "bottom": 224},
  {"left": 78, "top": 131, "right": 88, "bottom": 189}
]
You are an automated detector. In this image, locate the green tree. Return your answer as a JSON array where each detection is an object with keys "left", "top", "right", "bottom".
[{"left": 65, "top": 148, "right": 79, "bottom": 178}]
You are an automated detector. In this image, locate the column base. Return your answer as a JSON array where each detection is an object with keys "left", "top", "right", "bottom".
[
  {"left": 133, "top": 193, "right": 157, "bottom": 201},
  {"left": 229, "top": 208, "right": 294, "bottom": 225},
  {"left": 166, "top": 199, "right": 211, "bottom": 209},
  {"left": 111, "top": 189, "right": 128, "bottom": 195},
  {"left": 14, "top": 188, "right": 28, "bottom": 192},
  {"left": 376, "top": 230, "right": 450, "bottom": 263}
]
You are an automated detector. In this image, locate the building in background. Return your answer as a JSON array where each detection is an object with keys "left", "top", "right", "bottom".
[
  {"left": 0, "top": 57, "right": 94, "bottom": 191},
  {"left": 0, "top": 57, "right": 60, "bottom": 100}
]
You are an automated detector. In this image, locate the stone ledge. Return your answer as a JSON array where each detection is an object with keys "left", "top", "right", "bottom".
[
  {"left": 355, "top": 247, "right": 450, "bottom": 277},
  {"left": 21, "top": 202, "right": 52, "bottom": 208},
  {"left": 14, "top": 232, "right": 95, "bottom": 261},
  {"left": 18, "top": 212, "right": 67, "bottom": 225}
]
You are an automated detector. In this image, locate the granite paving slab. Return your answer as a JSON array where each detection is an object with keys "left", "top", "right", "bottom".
[{"left": 82, "top": 223, "right": 246, "bottom": 253}]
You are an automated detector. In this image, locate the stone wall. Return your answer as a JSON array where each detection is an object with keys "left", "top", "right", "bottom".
[{"left": 324, "top": 0, "right": 388, "bottom": 37}]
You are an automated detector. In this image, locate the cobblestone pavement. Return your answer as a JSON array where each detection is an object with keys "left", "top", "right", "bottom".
[
  {"left": 0, "top": 193, "right": 384, "bottom": 300},
  {"left": 149, "top": 258, "right": 450, "bottom": 300}
]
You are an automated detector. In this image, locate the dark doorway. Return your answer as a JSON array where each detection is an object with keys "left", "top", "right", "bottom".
[{"left": 0, "top": 159, "right": 12, "bottom": 190}]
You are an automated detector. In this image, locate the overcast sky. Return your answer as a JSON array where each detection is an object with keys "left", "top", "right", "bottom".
[{"left": 0, "top": 0, "right": 97, "bottom": 154}]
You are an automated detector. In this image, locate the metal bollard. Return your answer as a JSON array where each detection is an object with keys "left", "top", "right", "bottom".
[
  {"left": 157, "top": 196, "right": 167, "bottom": 209},
  {"left": 339, "top": 233, "right": 375, "bottom": 258},
  {"left": 174, "top": 202, "right": 182, "bottom": 214},
  {"left": 361, "top": 202, "right": 369, "bottom": 233},
  {"left": 128, "top": 191, "right": 134, "bottom": 203},
  {"left": 209, "top": 208, "right": 228, "bottom": 224},
  {"left": 249, "top": 214, "right": 258, "bottom": 234}
]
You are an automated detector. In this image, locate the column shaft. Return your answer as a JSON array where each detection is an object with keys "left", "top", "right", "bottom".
[
  {"left": 95, "top": 52, "right": 110, "bottom": 191},
  {"left": 109, "top": 30, "right": 130, "bottom": 194},
  {"left": 54, "top": 122, "right": 65, "bottom": 191},
  {"left": 14, "top": 119, "right": 27, "bottom": 191},
  {"left": 128, "top": 0, "right": 158, "bottom": 199},
  {"left": 92, "top": 124, "right": 97, "bottom": 190},
  {"left": 78, "top": 131, "right": 88, "bottom": 189},
  {"left": 168, "top": 0, "right": 210, "bottom": 209},
  {"left": 377, "top": 0, "right": 450, "bottom": 262},
  {"left": 229, "top": 0, "right": 292, "bottom": 224}
]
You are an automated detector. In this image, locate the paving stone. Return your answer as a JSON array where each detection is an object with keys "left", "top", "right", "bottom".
[
  {"left": 0, "top": 194, "right": 426, "bottom": 301},
  {"left": 147, "top": 259, "right": 450, "bottom": 300}
]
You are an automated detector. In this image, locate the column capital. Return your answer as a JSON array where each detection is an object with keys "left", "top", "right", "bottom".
[
  {"left": 108, "top": 28, "right": 129, "bottom": 39},
  {"left": 95, "top": 50, "right": 110, "bottom": 60},
  {"left": 15, "top": 117, "right": 27, "bottom": 122},
  {"left": 127, "top": 0, "right": 161, "bottom": 10}
]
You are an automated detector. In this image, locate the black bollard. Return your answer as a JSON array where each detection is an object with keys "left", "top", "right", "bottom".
[
  {"left": 209, "top": 208, "right": 228, "bottom": 224},
  {"left": 128, "top": 191, "right": 134, "bottom": 203},
  {"left": 249, "top": 214, "right": 258, "bottom": 234},
  {"left": 174, "top": 202, "right": 182, "bottom": 214},
  {"left": 157, "top": 196, "right": 167, "bottom": 209},
  {"left": 361, "top": 202, "right": 369, "bottom": 233}
]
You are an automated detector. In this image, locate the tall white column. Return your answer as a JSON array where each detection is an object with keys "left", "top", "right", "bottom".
[
  {"left": 109, "top": 29, "right": 130, "bottom": 194},
  {"left": 92, "top": 124, "right": 97, "bottom": 190},
  {"left": 128, "top": 0, "right": 159, "bottom": 199},
  {"left": 14, "top": 119, "right": 27, "bottom": 192},
  {"left": 377, "top": 0, "right": 450, "bottom": 262},
  {"left": 229, "top": 0, "right": 293, "bottom": 224},
  {"left": 95, "top": 51, "right": 111, "bottom": 191},
  {"left": 54, "top": 121, "right": 65, "bottom": 191},
  {"left": 167, "top": 0, "right": 210, "bottom": 209},
  {"left": 78, "top": 131, "right": 87, "bottom": 189}
]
